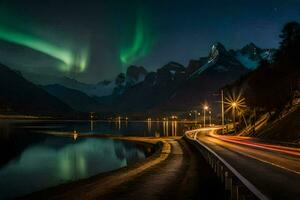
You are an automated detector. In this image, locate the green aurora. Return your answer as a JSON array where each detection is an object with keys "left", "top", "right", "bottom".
[
  {"left": 0, "top": 5, "right": 155, "bottom": 78},
  {"left": 119, "top": 10, "right": 154, "bottom": 68},
  {"left": 0, "top": 26, "right": 89, "bottom": 73}
]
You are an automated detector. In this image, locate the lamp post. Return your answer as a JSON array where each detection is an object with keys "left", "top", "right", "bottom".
[
  {"left": 209, "top": 110, "right": 212, "bottom": 126},
  {"left": 224, "top": 92, "right": 247, "bottom": 134},
  {"left": 232, "top": 102, "right": 237, "bottom": 133},
  {"left": 203, "top": 105, "right": 208, "bottom": 127},
  {"left": 221, "top": 90, "right": 225, "bottom": 133},
  {"left": 198, "top": 112, "right": 201, "bottom": 127}
]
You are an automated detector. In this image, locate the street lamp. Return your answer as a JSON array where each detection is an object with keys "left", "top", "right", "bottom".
[
  {"left": 203, "top": 105, "right": 208, "bottom": 127},
  {"left": 231, "top": 102, "right": 237, "bottom": 133},
  {"left": 224, "top": 91, "right": 247, "bottom": 134},
  {"left": 209, "top": 110, "right": 212, "bottom": 126}
]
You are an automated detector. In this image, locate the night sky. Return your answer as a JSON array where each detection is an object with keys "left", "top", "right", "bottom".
[{"left": 0, "top": 0, "right": 299, "bottom": 83}]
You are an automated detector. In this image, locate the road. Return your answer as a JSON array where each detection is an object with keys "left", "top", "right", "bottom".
[{"left": 187, "top": 128, "right": 300, "bottom": 200}]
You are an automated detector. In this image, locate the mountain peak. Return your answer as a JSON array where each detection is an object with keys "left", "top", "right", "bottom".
[
  {"left": 240, "top": 42, "right": 261, "bottom": 55},
  {"left": 162, "top": 61, "right": 185, "bottom": 70},
  {"left": 126, "top": 65, "right": 148, "bottom": 82},
  {"left": 247, "top": 42, "right": 258, "bottom": 48},
  {"left": 208, "top": 42, "right": 227, "bottom": 62},
  {"left": 212, "top": 42, "right": 226, "bottom": 49}
]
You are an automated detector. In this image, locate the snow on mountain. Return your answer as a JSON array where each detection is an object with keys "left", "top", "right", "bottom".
[
  {"left": 235, "top": 52, "right": 259, "bottom": 69},
  {"left": 190, "top": 59, "right": 215, "bottom": 77},
  {"left": 260, "top": 49, "right": 275, "bottom": 61},
  {"left": 189, "top": 42, "right": 244, "bottom": 78},
  {"left": 233, "top": 43, "right": 275, "bottom": 69}
]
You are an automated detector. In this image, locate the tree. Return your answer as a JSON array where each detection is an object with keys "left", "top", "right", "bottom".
[
  {"left": 247, "top": 60, "right": 290, "bottom": 115},
  {"left": 246, "top": 21, "right": 300, "bottom": 115},
  {"left": 274, "top": 21, "right": 300, "bottom": 93}
]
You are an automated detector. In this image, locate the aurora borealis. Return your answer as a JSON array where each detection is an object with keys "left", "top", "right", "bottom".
[
  {"left": 0, "top": 26, "right": 89, "bottom": 72},
  {"left": 119, "top": 10, "right": 154, "bottom": 67},
  {"left": 0, "top": 0, "right": 300, "bottom": 82}
]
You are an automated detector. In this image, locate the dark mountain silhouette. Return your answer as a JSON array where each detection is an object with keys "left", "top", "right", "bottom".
[
  {"left": 10, "top": 42, "right": 274, "bottom": 115},
  {"left": 23, "top": 65, "right": 149, "bottom": 98},
  {"left": 22, "top": 72, "right": 116, "bottom": 97},
  {"left": 43, "top": 84, "right": 106, "bottom": 112},
  {"left": 95, "top": 43, "right": 250, "bottom": 113},
  {"left": 126, "top": 65, "right": 148, "bottom": 84},
  {"left": 110, "top": 62, "right": 187, "bottom": 112},
  {"left": 0, "top": 63, "right": 73, "bottom": 116},
  {"left": 162, "top": 42, "right": 249, "bottom": 110}
]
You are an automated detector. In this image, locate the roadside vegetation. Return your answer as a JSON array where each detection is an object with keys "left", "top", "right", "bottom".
[{"left": 224, "top": 21, "right": 300, "bottom": 143}]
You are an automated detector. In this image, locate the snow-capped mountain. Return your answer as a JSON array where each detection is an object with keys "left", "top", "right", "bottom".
[
  {"left": 189, "top": 42, "right": 245, "bottom": 78},
  {"left": 96, "top": 42, "right": 251, "bottom": 112},
  {"left": 230, "top": 42, "right": 275, "bottom": 69}
]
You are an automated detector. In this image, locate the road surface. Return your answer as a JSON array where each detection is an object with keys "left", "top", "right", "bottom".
[{"left": 187, "top": 128, "right": 300, "bottom": 200}]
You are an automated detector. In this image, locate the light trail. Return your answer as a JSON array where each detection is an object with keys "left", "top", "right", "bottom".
[{"left": 210, "top": 133, "right": 300, "bottom": 157}]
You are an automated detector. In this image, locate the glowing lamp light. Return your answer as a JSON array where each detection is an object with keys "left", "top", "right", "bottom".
[
  {"left": 73, "top": 130, "right": 78, "bottom": 140},
  {"left": 224, "top": 91, "right": 247, "bottom": 113}
]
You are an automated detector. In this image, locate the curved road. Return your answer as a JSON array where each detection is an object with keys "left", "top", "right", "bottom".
[{"left": 187, "top": 128, "right": 300, "bottom": 200}]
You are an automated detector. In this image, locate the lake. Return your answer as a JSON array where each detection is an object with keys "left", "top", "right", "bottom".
[{"left": 0, "top": 120, "right": 191, "bottom": 199}]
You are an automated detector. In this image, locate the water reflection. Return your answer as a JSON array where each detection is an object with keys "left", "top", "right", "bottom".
[
  {"left": 90, "top": 120, "right": 94, "bottom": 132},
  {"left": 171, "top": 121, "right": 177, "bottom": 136},
  {"left": 0, "top": 120, "right": 192, "bottom": 199},
  {"left": 17, "top": 120, "right": 187, "bottom": 137},
  {"left": 147, "top": 118, "right": 152, "bottom": 133},
  {"left": 163, "top": 120, "right": 168, "bottom": 136},
  {"left": 161, "top": 120, "right": 178, "bottom": 136},
  {"left": 0, "top": 136, "right": 145, "bottom": 200},
  {"left": 115, "top": 117, "right": 121, "bottom": 130}
]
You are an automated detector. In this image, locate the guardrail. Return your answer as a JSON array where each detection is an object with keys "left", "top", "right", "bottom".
[{"left": 185, "top": 131, "right": 269, "bottom": 200}]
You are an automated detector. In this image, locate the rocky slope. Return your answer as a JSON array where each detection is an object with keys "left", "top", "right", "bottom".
[{"left": 0, "top": 63, "right": 73, "bottom": 116}]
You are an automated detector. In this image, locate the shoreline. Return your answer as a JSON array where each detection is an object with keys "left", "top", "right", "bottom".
[{"left": 21, "top": 136, "right": 175, "bottom": 199}]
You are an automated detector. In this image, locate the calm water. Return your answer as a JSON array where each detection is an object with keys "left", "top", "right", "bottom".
[
  {"left": 0, "top": 120, "right": 191, "bottom": 199},
  {"left": 27, "top": 120, "right": 189, "bottom": 137}
]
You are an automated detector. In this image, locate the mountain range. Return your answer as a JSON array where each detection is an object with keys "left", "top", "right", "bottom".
[
  {"left": 0, "top": 63, "right": 73, "bottom": 116},
  {"left": 22, "top": 65, "right": 148, "bottom": 98},
  {"left": 95, "top": 42, "right": 274, "bottom": 113},
  {"left": 1, "top": 42, "right": 274, "bottom": 115}
]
